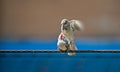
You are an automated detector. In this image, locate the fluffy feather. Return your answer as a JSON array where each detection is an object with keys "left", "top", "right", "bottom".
[{"left": 70, "top": 20, "right": 83, "bottom": 31}]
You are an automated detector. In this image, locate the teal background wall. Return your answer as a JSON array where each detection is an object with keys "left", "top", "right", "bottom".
[{"left": 0, "top": 39, "right": 120, "bottom": 72}]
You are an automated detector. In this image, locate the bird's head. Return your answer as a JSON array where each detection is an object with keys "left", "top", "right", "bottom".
[{"left": 61, "top": 19, "right": 71, "bottom": 31}]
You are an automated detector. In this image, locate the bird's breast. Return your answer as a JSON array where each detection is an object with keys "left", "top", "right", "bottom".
[{"left": 63, "top": 30, "right": 74, "bottom": 41}]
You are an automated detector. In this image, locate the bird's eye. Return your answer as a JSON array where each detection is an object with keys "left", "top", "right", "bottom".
[{"left": 63, "top": 20, "right": 68, "bottom": 24}]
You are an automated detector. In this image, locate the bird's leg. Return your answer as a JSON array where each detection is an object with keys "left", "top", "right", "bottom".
[{"left": 68, "top": 41, "right": 77, "bottom": 56}]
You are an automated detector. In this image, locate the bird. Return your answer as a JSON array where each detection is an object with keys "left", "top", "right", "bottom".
[{"left": 57, "top": 19, "right": 83, "bottom": 56}]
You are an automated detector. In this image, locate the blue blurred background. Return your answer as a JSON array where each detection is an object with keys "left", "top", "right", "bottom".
[{"left": 0, "top": 0, "right": 120, "bottom": 72}]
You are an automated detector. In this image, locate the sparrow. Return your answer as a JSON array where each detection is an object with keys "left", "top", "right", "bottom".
[{"left": 57, "top": 19, "right": 83, "bottom": 56}]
